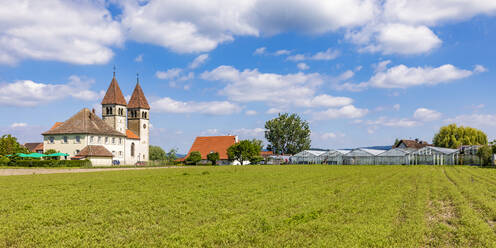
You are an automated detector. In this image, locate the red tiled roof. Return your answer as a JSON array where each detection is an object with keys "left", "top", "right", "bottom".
[
  {"left": 393, "top": 139, "right": 431, "bottom": 149},
  {"left": 128, "top": 83, "right": 150, "bottom": 109},
  {"left": 42, "top": 108, "right": 125, "bottom": 137},
  {"left": 24, "top": 142, "right": 43, "bottom": 152},
  {"left": 126, "top": 129, "right": 140, "bottom": 140},
  {"left": 77, "top": 145, "right": 113, "bottom": 157},
  {"left": 260, "top": 151, "right": 273, "bottom": 157},
  {"left": 50, "top": 122, "right": 64, "bottom": 130},
  {"left": 184, "top": 136, "right": 237, "bottom": 160},
  {"left": 101, "top": 76, "right": 127, "bottom": 106}
]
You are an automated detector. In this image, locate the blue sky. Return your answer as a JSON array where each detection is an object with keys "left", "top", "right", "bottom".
[{"left": 1, "top": 0, "right": 495, "bottom": 153}]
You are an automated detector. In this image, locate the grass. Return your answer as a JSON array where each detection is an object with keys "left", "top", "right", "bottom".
[{"left": 1, "top": 165, "right": 496, "bottom": 247}]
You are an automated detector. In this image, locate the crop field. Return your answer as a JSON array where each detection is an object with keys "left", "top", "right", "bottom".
[{"left": 2, "top": 165, "right": 496, "bottom": 247}]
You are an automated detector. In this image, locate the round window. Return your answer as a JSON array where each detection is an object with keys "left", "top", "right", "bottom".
[{"left": 143, "top": 124, "right": 147, "bottom": 129}]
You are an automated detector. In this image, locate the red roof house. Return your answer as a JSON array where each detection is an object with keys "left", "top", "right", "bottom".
[{"left": 182, "top": 136, "right": 238, "bottom": 161}]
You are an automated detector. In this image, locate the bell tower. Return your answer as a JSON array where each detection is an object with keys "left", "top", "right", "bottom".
[
  {"left": 127, "top": 75, "right": 150, "bottom": 157},
  {"left": 101, "top": 69, "right": 127, "bottom": 134}
]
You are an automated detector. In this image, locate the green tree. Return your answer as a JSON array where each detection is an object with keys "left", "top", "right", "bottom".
[
  {"left": 206, "top": 152, "right": 220, "bottom": 165},
  {"left": 227, "top": 139, "right": 261, "bottom": 165},
  {"left": 265, "top": 113, "right": 311, "bottom": 155},
  {"left": 393, "top": 138, "right": 400, "bottom": 147},
  {"left": 185, "top": 151, "right": 202, "bottom": 165},
  {"left": 0, "top": 134, "right": 28, "bottom": 156},
  {"left": 149, "top": 145, "right": 167, "bottom": 161},
  {"left": 433, "top": 124, "right": 488, "bottom": 148},
  {"left": 477, "top": 145, "right": 493, "bottom": 167},
  {"left": 165, "top": 148, "right": 178, "bottom": 164},
  {"left": 44, "top": 149, "right": 60, "bottom": 160}
]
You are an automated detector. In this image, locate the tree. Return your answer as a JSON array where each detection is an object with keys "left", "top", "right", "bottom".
[
  {"left": 393, "top": 138, "right": 400, "bottom": 147},
  {"left": 433, "top": 124, "right": 488, "bottom": 149},
  {"left": 265, "top": 113, "right": 311, "bottom": 155},
  {"left": 0, "top": 134, "right": 28, "bottom": 156},
  {"left": 166, "top": 148, "right": 178, "bottom": 164},
  {"left": 227, "top": 139, "right": 261, "bottom": 165},
  {"left": 149, "top": 145, "right": 167, "bottom": 161},
  {"left": 207, "top": 152, "right": 220, "bottom": 165},
  {"left": 477, "top": 145, "right": 493, "bottom": 167},
  {"left": 185, "top": 151, "right": 202, "bottom": 165},
  {"left": 44, "top": 149, "right": 59, "bottom": 160}
]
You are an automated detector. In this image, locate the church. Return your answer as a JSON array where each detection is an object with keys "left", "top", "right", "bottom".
[{"left": 41, "top": 73, "right": 150, "bottom": 166}]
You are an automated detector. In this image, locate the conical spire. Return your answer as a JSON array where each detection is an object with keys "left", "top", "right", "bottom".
[
  {"left": 128, "top": 77, "right": 150, "bottom": 109},
  {"left": 101, "top": 73, "right": 127, "bottom": 106}
]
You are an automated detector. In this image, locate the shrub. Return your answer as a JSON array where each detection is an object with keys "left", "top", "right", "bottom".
[
  {"left": 12, "top": 160, "right": 91, "bottom": 167},
  {"left": 185, "top": 151, "right": 202, "bottom": 165},
  {"left": 0, "top": 156, "right": 9, "bottom": 166}
]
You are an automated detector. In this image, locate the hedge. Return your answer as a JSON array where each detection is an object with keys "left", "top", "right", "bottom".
[{"left": 10, "top": 160, "right": 91, "bottom": 167}]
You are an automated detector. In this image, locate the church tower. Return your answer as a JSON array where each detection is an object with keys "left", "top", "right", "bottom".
[
  {"left": 101, "top": 71, "right": 127, "bottom": 134},
  {"left": 127, "top": 76, "right": 150, "bottom": 161}
]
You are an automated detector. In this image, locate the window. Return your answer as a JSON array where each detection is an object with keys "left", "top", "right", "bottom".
[
  {"left": 90, "top": 136, "right": 94, "bottom": 143},
  {"left": 98, "top": 136, "right": 101, "bottom": 144},
  {"left": 105, "top": 137, "right": 109, "bottom": 144},
  {"left": 75, "top": 136, "right": 80, "bottom": 143},
  {"left": 142, "top": 111, "right": 145, "bottom": 118},
  {"left": 112, "top": 137, "right": 115, "bottom": 144},
  {"left": 63, "top": 136, "right": 68, "bottom": 143},
  {"left": 131, "top": 143, "right": 135, "bottom": 157},
  {"left": 119, "top": 151, "right": 122, "bottom": 157},
  {"left": 49, "top": 137, "right": 54, "bottom": 144},
  {"left": 119, "top": 138, "right": 122, "bottom": 144},
  {"left": 75, "top": 149, "right": 80, "bottom": 155}
]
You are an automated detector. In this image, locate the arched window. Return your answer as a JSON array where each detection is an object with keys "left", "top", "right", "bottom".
[
  {"left": 142, "top": 111, "right": 145, "bottom": 118},
  {"left": 131, "top": 143, "right": 135, "bottom": 157}
]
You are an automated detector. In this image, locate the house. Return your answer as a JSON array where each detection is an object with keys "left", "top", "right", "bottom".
[
  {"left": 24, "top": 142, "right": 44, "bottom": 154},
  {"left": 182, "top": 136, "right": 238, "bottom": 165},
  {"left": 41, "top": 73, "right": 150, "bottom": 166},
  {"left": 393, "top": 139, "right": 431, "bottom": 149}
]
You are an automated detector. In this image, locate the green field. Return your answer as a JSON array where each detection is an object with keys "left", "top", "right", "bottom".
[{"left": 2, "top": 165, "right": 496, "bottom": 247}]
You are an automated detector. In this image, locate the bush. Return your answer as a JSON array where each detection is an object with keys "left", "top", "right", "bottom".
[
  {"left": 0, "top": 156, "right": 9, "bottom": 166},
  {"left": 185, "top": 151, "right": 202, "bottom": 165},
  {"left": 11, "top": 160, "right": 91, "bottom": 167}
]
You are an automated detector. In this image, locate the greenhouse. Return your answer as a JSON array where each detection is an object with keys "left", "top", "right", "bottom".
[
  {"left": 291, "top": 150, "right": 326, "bottom": 164},
  {"left": 343, "top": 148, "right": 385, "bottom": 165},
  {"left": 375, "top": 148, "right": 414, "bottom": 165},
  {"left": 410, "top": 147, "right": 459, "bottom": 165},
  {"left": 318, "top": 150, "right": 349, "bottom": 164}
]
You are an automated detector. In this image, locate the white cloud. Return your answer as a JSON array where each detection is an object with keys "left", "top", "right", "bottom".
[
  {"left": 254, "top": 47, "right": 266, "bottom": 55},
  {"left": 341, "top": 63, "right": 482, "bottom": 91},
  {"left": 201, "top": 65, "right": 324, "bottom": 105},
  {"left": 297, "top": 63, "right": 309, "bottom": 70},
  {"left": 366, "top": 117, "right": 421, "bottom": 127},
  {"left": 474, "top": 65, "right": 488, "bottom": 73},
  {"left": 445, "top": 114, "right": 496, "bottom": 127},
  {"left": 414, "top": 108, "right": 441, "bottom": 121},
  {"left": 393, "top": 104, "right": 400, "bottom": 111},
  {"left": 266, "top": 108, "right": 282, "bottom": 114},
  {"left": 11, "top": 122, "right": 27, "bottom": 128},
  {"left": 134, "top": 54, "right": 143, "bottom": 62},
  {"left": 0, "top": 76, "right": 100, "bottom": 107},
  {"left": 189, "top": 54, "right": 209, "bottom": 69},
  {"left": 321, "top": 132, "right": 337, "bottom": 139},
  {"left": 313, "top": 105, "right": 368, "bottom": 120},
  {"left": 297, "top": 94, "right": 353, "bottom": 108},
  {"left": 0, "top": 1, "right": 122, "bottom": 65},
  {"left": 245, "top": 110, "right": 257, "bottom": 115},
  {"left": 274, "top": 49, "right": 291, "bottom": 56},
  {"left": 235, "top": 127, "right": 266, "bottom": 138},
  {"left": 156, "top": 68, "right": 183, "bottom": 80},
  {"left": 151, "top": 97, "right": 241, "bottom": 115},
  {"left": 287, "top": 48, "right": 339, "bottom": 61}
]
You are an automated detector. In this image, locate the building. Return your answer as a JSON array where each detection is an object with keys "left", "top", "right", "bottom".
[
  {"left": 23, "top": 142, "right": 44, "bottom": 154},
  {"left": 41, "top": 74, "right": 150, "bottom": 166},
  {"left": 409, "top": 146, "right": 459, "bottom": 165},
  {"left": 182, "top": 136, "right": 238, "bottom": 165},
  {"left": 393, "top": 139, "right": 431, "bottom": 149},
  {"left": 291, "top": 150, "right": 327, "bottom": 164},
  {"left": 375, "top": 148, "right": 414, "bottom": 165},
  {"left": 343, "top": 148, "right": 386, "bottom": 165}
]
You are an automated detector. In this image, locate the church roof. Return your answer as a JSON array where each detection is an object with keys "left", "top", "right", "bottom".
[
  {"left": 77, "top": 145, "right": 113, "bottom": 157},
  {"left": 42, "top": 108, "right": 125, "bottom": 137},
  {"left": 127, "top": 83, "right": 150, "bottom": 109},
  {"left": 101, "top": 76, "right": 127, "bottom": 106}
]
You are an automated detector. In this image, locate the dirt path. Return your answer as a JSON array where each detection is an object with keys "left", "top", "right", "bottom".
[{"left": 0, "top": 166, "right": 180, "bottom": 176}]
